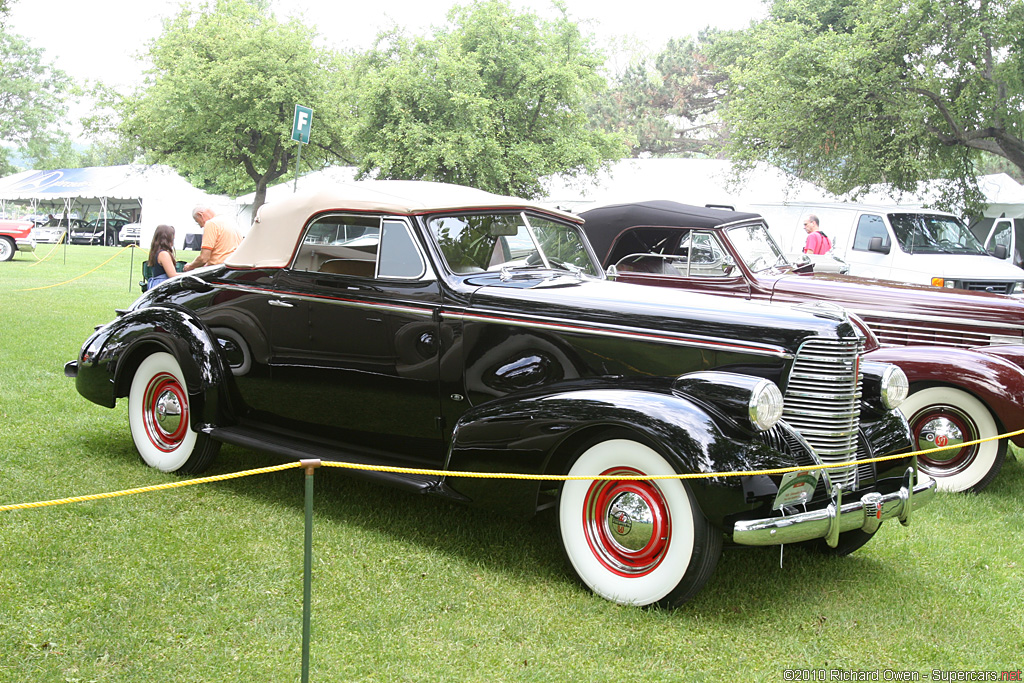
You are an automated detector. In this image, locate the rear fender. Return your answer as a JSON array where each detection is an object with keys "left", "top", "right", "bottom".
[
  {"left": 80, "top": 306, "right": 226, "bottom": 428},
  {"left": 865, "top": 345, "right": 1024, "bottom": 447},
  {"left": 443, "top": 387, "right": 803, "bottom": 521}
]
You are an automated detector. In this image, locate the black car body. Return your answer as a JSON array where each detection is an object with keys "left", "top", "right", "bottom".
[{"left": 66, "top": 181, "right": 932, "bottom": 607}]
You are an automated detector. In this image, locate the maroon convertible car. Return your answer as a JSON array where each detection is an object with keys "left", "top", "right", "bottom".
[{"left": 580, "top": 200, "right": 1024, "bottom": 493}]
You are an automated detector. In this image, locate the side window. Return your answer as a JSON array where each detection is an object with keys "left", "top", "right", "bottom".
[
  {"left": 294, "top": 215, "right": 381, "bottom": 276},
  {"left": 378, "top": 220, "right": 425, "bottom": 278},
  {"left": 294, "top": 215, "right": 426, "bottom": 279},
  {"left": 992, "top": 221, "right": 1013, "bottom": 251},
  {"left": 852, "top": 214, "right": 888, "bottom": 251}
]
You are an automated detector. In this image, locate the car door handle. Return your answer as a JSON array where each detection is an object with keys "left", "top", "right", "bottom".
[{"left": 268, "top": 299, "right": 294, "bottom": 308}]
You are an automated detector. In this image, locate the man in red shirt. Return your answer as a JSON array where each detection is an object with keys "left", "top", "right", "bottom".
[{"left": 802, "top": 214, "right": 831, "bottom": 255}]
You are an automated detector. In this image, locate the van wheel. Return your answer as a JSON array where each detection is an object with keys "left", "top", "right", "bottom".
[
  {"left": 900, "top": 386, "right": 1005, "bottom": 493},
  {"left": 128, "top": 352, "right": 220, "bottom": 474},
  {"left": 557, "top": 437, "right": 721, "bottom": 607}
]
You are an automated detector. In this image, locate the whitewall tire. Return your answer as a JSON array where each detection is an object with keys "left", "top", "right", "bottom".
[
  {"left": 900, "top": 386, "right": 1005, "bottom": 493},
  {"left": 128, "top": 352, "right": 219, "bottom": 474},
  {"left": 557, "top": 437, "right": 721, "bottom": 607}
]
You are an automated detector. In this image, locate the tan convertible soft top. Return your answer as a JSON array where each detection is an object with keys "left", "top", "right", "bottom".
[{"left": 226, "top": 180, "right": 580, "bottom": 269}]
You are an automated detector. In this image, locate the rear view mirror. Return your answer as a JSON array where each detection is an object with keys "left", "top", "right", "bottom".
[
  {"left": 868, "top": 236, "right": 891, "bottom": 254},
  {"left": 992, "top": 244, "right": 1008, "bottom": 260}
]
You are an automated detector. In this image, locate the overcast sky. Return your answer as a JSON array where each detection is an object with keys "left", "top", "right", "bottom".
[{"left": 7, "top": 0, "right": 768, "bottom": 89}]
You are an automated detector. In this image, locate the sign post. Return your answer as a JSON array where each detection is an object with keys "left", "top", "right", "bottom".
[{"left": 291, "top": 105, "right": 313, "bottom": 192}]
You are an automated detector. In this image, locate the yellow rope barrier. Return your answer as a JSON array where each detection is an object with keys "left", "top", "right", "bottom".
[
  {"left": 13, "top": 244, "right": 139, "bottom": 292},
  {"left": 3, "top": 427, "right": 1020, "bottom": 513},
  {"left": 27, "top": 232, "right": 66, "bottom": 266},
  {"left": 0, "top": 462, "right": 302, "bottom": 512}
]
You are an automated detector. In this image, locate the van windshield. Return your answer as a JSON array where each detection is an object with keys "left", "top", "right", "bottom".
[{"left": 888, "top": 213, "right": 988, "bottom": 255}]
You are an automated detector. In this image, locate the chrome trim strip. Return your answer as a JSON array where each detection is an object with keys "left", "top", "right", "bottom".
[
  {"left": 445, "top": 310, "right": 794, "bottom": 358},
  {"left": 212, "top": 283, "right": 793, "bottom": 358},
  {"left": 732, "top": 470, "right": 935, "bottom": 546},
  {"left": 218, "top": 284, "right": 436, "bottom": 318}
]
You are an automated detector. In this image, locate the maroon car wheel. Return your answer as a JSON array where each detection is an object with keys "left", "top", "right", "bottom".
[{"left": 900, "top": 386, "right": 1005, "bottom": 493}]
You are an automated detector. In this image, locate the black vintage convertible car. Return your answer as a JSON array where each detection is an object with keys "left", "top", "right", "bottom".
[{"left": 66, "top": 181, "right": 934, "bottom": 607}]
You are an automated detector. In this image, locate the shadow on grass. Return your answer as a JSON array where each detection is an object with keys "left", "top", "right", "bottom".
[{"left": 92, "top": 441, "right": 918, "bottom": 617}]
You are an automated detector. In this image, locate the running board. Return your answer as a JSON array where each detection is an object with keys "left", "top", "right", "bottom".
[{"left": 204, "top": 424, "right": 468, "bottom": 501}]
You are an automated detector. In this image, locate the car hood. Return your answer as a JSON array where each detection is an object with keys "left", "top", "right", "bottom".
[
  {"left": 768, "top": 271, "right": 1024, "bottom": 328},
  {"left": 467, "top": 275, "right": 858, "bottom": 356}
]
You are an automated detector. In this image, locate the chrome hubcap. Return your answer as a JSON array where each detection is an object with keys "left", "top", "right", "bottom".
[
  {"left": 155, "top": 390, "right": 183, "bottom": 436},
  {"left": 916, "top": 416, "right": 965, "bottom": 464},
  {"left": 912, "top": 405, "right": 978, "bottom": 475},
  {"left": 606, "top": 492, "right": 655, "bottom": 552}
]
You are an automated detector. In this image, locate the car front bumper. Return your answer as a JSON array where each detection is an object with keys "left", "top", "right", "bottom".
[
  {"left": 732, "top": 468, "right": 935, "bottom": 547},
  {"left": 16, "top": 238, "right": 35, "bottom": 252}
]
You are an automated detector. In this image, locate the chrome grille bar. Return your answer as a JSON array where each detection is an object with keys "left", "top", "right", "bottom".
[{"left": 782, "top": 337, "right": 864, "bottom": 489}]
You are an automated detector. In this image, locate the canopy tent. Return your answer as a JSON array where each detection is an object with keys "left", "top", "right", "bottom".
[{"left": 0, "top": 164, "right": 234, "bottom": 249}]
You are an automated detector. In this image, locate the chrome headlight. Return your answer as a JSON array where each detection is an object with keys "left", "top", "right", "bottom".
[
  {"left": 879, "top": 364, "right": 909, "bottom": 409},
  {"left": 748, "top": 379, "right": 784, "bottom": 431},
  {"left": 673, "top": 372, "right": 784, "bottom": 432}
]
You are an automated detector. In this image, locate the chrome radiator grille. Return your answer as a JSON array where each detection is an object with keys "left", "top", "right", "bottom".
[{"left": 781, "top": 337, "right": 865, "bottom": 489}]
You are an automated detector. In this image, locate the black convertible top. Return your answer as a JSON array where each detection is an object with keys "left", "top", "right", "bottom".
[{"left": 579, "top": 200, "right": 762, "bottom": 265}]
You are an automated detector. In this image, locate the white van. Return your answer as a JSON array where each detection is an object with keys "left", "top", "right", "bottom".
[
  {"left": 749, "top": 202, "right": 1024, "bottom": 295},
  {"left": 970, "top": 216, "right": 1024, "bottom": 270}
]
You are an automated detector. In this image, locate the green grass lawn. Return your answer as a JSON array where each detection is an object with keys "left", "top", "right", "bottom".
[{"left": 2, "top": 245, "right": 1022, "bottom": 682}]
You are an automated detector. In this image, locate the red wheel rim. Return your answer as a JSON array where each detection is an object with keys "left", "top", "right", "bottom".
[
  {"left": 581, "top": 466, "right": 671, "bottom": 577},
  {"left": 143, "top": 372, "right": 189, "bottom": 452}
]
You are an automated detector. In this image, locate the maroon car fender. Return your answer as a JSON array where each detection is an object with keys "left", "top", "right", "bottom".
[
  {"left": 971, "top": 344, "right": 1024, "bottom": 375},
  {"left": 863, "top": 345, "right": 1024, "bottom": 447}
]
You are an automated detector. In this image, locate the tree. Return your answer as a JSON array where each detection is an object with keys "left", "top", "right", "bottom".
[
  {"left": 120, "top": 0, "right": 353, "bottom": 213},
  {"left": 711, "top": 0, "right": 1024, "bottom": 214},
  {"left": 348, "top": 0, "right": 625, "bottom": 199},
  {"left": 591, "top": 36, "right": 728, "bottom": 158},
  {"left": 0, "top": 27, "right": 71, "bottom": 174}
]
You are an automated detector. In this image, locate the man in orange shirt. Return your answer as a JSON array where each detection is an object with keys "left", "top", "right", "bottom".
[{"left": 183, "top": 206, "right": 242, "bottom": 271}]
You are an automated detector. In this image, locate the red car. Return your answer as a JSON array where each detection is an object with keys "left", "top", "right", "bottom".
[
  {"left": 580, "top": 200, "right": 1024, "bottom": 493},
  {"left": 0, "top": 220, "right": 36, "bottom": 261}
]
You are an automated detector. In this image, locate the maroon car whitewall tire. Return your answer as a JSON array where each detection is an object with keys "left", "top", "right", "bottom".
[
  {"left": 128, "top": 352, "right": 219, "bottom": 474},
  {"left": 900, "top": 386, "right": 1005, "bottom": 493},
  {"left": 557, "top": 437, "right": 721, "bottom": 607}
]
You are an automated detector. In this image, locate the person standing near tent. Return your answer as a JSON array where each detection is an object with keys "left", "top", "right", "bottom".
[
  {"left": 802, "top": 214, "right": 831, "bottom": 255},
  {"left": 183, "top": 206, "right": 241, "bottom": 271}
]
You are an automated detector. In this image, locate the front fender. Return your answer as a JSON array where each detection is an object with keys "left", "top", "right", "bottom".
[
  {"left": 443, "top": 387, "right": 803, "bottom": 521},
  {"left": 864, "top": 345, "right": 1024, "bottom": 447},
  {"left": 76, "top": 306, "right": 226, "bottom": 427}
]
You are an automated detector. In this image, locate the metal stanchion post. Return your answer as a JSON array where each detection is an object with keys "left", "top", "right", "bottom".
[
  {"left": 129, "top": 245, "right": 135, "bottom": 293},
  {"left": 300, "top": 459, "right": 321, "bottom": 683}
]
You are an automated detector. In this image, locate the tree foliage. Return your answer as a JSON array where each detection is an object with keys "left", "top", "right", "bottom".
[
  {"left": 120, "top": 0, "right": 352, "bottom": 212},
  {"left": 591, "top": 36, "right": 728, "bottom": 158},
  {"left": 0, "top": 26, "right": 71, "bottom": 174},
  {"left": 711, "top": 0, "right": 1024, "bottom": 213},
  {"left": 348, "top": 0, "right": 625, "bottom": 199}
]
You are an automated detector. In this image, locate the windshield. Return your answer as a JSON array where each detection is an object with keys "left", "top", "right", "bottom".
[
  {"left": 889, "top": 213, "right": 987, "bottom": 255},
  {"left": 427, "top": 212, "right": 600, "bottom": 277},
  {"left": 725, "top": 223, "right": 790, "bottom": 272}
]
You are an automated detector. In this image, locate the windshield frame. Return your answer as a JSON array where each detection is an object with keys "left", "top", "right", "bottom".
[
  {"left": 425, "top": 210, "right": 604, "bottom": 279},
  {"left": 724, "top": 221, "right": 792, "bottom": 273}
]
